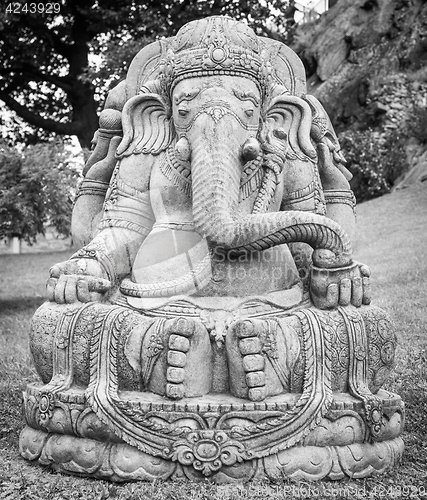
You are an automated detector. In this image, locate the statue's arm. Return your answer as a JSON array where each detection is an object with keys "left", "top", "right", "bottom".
[
  {"left": 283, "top": 94, "right": 372, "bottom": 309},
  {"left": 309, "top": 144, "right": 372, "bottom": 309},
  {"left": 318, "top": 151, "right": 356, "bottom": 247},
  {"left": 81, "top": 154, "right": 155, "bottom": 280},
  {"left": 48, "top": 154, "right": 155, "bottom": 303}
]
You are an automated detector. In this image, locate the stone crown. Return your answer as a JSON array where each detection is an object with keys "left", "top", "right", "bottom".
[{"left": 168, "top": 16, "right": 263, "bottom": 90}]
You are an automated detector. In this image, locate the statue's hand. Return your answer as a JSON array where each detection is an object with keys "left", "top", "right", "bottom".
[
  {"left": 317, "top": 141, "right": 352, "bottom": 191},
  {"left": 47, "top": 258, "right": 112, "bottom": 304},
  {"left": 310, "top": 261, "right": 371, "bottom": 309},
  {"left": 305, "top": 94, "right": 352, "bottom": 191}
]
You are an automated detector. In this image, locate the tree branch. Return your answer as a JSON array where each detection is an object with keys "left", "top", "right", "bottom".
[
  {"left": 0, "top": 92, "right": 81, "bottom": 136},
  {"left": 0, "top": 66, "right": 74, "bottom": 93},
  {"left": 23, "top": 16, "right": 74, "bottom": 59},
  {"left": 25, "top": 70, "right": 74, "bottom": 93}
]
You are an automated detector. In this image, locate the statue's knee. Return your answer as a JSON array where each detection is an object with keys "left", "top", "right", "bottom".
[
  {"left": 30, "top": 301, "right": 87, "bottom": 383},
  {"left": 30, "top": 301, "right": 57, "bottom": 383},
  {"left": 360, "top": 305, "right": 396, "bottom": 392},
  {"left": 325, "top": 305, "right": 396, "bottom": 393}
]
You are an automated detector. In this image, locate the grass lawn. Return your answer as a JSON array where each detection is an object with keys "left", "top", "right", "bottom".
[{"left": 0, "top": 184, "right": 426, "bottom": 499}]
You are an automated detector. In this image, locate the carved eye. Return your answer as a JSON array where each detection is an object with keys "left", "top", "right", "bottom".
[
  {"left": 245, "top": 108, "right": 254, "bottom": 118},
  {"left": 178, "top": 108, "right": 189, "bottom": 117}
]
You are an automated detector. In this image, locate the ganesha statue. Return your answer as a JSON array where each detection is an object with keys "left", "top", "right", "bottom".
[{"left": 20, "top": 16, "right": 404, "bottom": 482}]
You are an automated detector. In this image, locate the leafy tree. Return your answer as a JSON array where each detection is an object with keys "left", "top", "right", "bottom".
[
  {"left": 0, "top": 0, "right": 295, "bottom": 149},
  {"left": 0, "top": 140, "right": 81, "bottom": 244},
  {"left": 339, "top": 128, "right": 408, "bottom": 202}
]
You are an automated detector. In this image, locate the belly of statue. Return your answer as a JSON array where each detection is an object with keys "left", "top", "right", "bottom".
[
  {"left": 131, "top": 225, "right": 300, "bottom": 297},
  {"left": 129, "top": 174, "right": 300, "bottom": 298}
]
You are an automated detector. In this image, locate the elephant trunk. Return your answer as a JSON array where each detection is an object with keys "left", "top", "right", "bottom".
[
  {"left": 190, "top": 115, "right": 352, "bottom": 269},
  {"left": 191, "top": 115, "right": 242, "bottom": 246}
]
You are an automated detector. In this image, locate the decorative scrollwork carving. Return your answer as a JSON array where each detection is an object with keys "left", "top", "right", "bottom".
[
  {"left": 38, "top": 392, "right": 55, "bottom": 426},
  {"left": 165, "top": 430, "right": 245, "bottom": 476}
]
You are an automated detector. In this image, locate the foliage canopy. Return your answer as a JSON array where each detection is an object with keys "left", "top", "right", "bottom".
[
  {"left": 0, "top": 140, "right": 81, "bottom": 244},
  {"left": 0, "top": 0, "right": 295, "bottom": 148}
]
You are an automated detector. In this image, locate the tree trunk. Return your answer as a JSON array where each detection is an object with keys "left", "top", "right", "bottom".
[{"left": 69, "top": 83, "right": 99, "bottom": 149}]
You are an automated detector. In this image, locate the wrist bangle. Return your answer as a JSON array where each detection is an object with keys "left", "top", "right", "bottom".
[{"left": 70, "top": 240, "right": 117, "bottom": 282}]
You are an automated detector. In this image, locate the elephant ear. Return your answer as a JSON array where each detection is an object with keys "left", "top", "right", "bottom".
[
  {"left": 304, "top": 94, "right": 352, "bottom": 182},
  {"left": 262, "top": 89, "right": 317, "bottom": 161},
  {"left": 116, "top": 89, "right": 173, "bottom": 158}
]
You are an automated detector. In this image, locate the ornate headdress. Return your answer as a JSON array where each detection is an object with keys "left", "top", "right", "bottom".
[
  {"left": 163, "top": 17, "right": 265, "bottom": 93},
  {"left": 128, "top": 16, "right": 307, "bottom": 102}
]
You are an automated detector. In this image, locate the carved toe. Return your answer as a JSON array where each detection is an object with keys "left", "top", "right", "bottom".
[
  {"left": 165, "top": 317, "right": 195, "bottom": 338},
  {"left": 227, "top": 319, "right": 268, "bottom": 401},
  {"left": 163, "top": 317, "right": 212, "bottom": 399}
]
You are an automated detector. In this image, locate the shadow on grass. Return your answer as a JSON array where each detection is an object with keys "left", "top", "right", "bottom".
[{"left": 0, "top": 297, "right": 46, "bottom": 314}]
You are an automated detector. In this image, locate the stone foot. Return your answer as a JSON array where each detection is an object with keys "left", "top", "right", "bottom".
[
  {"left": 232, "top": 319, "right": 267, "bottom": 401},
  {"left": 146, "top": 317, "right": 212, "bottom": 399},
  {"left": 226, "top": 318, "right": 300, "bottom": 401}
]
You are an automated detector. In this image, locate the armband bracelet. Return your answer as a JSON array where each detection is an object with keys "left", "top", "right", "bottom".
[
  {"left": 324, "top": 189, "right": 356, "bottom": 210},
  {"left": 75, "top": 179, "right": 110, "bottom": 202},
  {"left": 97, "top": 218, "right": 152, "bottom": 236},
  {"left": 70, "top": 240, "right": 117, "bottom": 282}
]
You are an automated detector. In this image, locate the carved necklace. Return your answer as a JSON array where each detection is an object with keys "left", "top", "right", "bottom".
[
  {"left": 240, "top": 152, "right": 264, "bottom": 202},
  {"left": 159, "top": 145, "right": 264, "bottom": 201},
  {"left": 159, "top": 146, "right": 192, "bottom": 198}
]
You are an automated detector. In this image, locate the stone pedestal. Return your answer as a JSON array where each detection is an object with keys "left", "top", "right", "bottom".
[
  {"left": 20, "top": 387, "right": 403, "bottom": 483},
  {"left": 21, "top": 298, "right": 404, "bottom": 482}
]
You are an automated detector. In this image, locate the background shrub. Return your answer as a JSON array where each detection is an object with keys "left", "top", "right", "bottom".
[
  {"left": 339, "top": 128, "right": 408, "bottom": 202},
  {"left": 0, "top": 141, "right": 81, "bottom": 244}
]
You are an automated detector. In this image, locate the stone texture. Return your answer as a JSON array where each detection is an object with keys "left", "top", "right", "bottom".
[
  {"left": 293, "top": 0, "right": 427, "bottom": 125},
  {"left": 21, "top": 16, "right": 404, "bottom": 482}
]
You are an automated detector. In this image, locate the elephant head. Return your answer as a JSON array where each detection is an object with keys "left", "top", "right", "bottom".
[{"left": 115, "top": 16, "right": 352, "bottom": 269}]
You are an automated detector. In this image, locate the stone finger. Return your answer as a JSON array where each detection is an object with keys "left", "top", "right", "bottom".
[
  {"left": 106, "top": 136, "right": 123, "bottom": 164},
  {"left": 318, "top": 144, "right": 334, "bottom": 175},
  {"left": 334, "top": 157, "right": 352, "bottom": 180},
  {"left": 87, "top": 277, "right": 112, "bottom": 293},
  {"left": 46, "top": 277, "right": 57, "bottom": 301},
  {"left": 49, "top": 265, "right": 61, "bottom": 278},
  {"left": 64, "top": 276, "right": 78, "bottom": 303},
  {"left": 326, "top": 283, "right": 339, "bottom": 308},
  {"left": 339, "top": 278, "right": 351, "bottom": 306},
  {"left": 352, "top": 277, "right": 363, "bottom": 307},
  {"left": 360, "top": 264, "right": 371, "bottom": 277},
  {"left": 63, "top": 260, "right": 81, "bottom": 274},
  {"left": 76, "top": 279, "right": 90, "bottom": 303},
  {"left": 324, "top": 136, "right": 336, "bottom": 152},
  {"left": 54, "top": 276, "right": 67, "bottom": 304},
  {"left": 89, "top": 291, "right": 104, "bottom": 303},
  {"left": 362, "top": 276, "right": 372, "bottom": 305}
]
